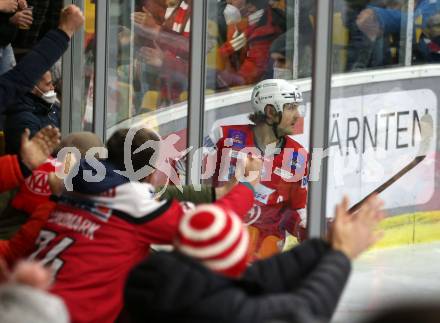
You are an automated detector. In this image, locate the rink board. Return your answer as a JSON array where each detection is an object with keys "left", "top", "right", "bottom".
[{"left": 372, "top": 210, "right": 440, "bottom": 249}]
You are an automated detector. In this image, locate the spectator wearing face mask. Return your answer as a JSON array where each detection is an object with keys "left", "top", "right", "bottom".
[
  {"left": 3, "top": 70, "right": 60, "bottom": 155},
  {"left": 269, "top": 32, "right": 291, "bottom": 79},
  {"left": 266, "top": 6, "right": 314, "bottom": 79},
  {"left": 218, "top": 0, "right": 286, "bottom": 86}
]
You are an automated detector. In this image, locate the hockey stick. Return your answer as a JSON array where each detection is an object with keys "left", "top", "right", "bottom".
[{"left": 349, "top": 113, "right": 434, "bottom": 214}]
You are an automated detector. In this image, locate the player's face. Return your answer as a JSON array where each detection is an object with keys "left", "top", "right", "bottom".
[{"left": 277, "top": 103, "right": 300, "bottom": 136}]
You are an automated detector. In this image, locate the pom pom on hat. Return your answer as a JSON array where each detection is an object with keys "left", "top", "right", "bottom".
[{"left": 175, "top": 204, "right": 249, "bottom": 277}]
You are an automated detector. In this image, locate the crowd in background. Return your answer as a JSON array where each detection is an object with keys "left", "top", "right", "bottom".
[
  {"left": 2, "top": 0, "right": 440, "bottom": 126},
  {"left": 104, "top": 0, "right": 440, "bottom": 116}
]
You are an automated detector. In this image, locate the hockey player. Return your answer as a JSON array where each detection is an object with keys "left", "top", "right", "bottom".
[
  {"left": 29, "top": 127, "right": 260, "bottom": 323},
  {"left": 209, "top": 78, "right": 309, "bottom": 260}
]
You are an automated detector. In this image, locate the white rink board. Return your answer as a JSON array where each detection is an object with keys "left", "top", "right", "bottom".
[{"left": 325, "top": 89, "right": 437, "bottom": 217}]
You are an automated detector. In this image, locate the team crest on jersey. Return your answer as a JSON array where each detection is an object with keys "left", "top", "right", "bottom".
[
  {"left": 25, "top": 171, "right": 51, "bottom": 196},
  {"left": 226, "top": 130, "right": 246, "bottom": 148},
  {"left": 291, "top": 152, "right": 306, "bottom": 171},
  {"left": 254, "top": 184, "right": 275, "bottom": 205}
]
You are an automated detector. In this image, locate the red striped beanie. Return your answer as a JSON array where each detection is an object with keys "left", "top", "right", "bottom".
[{"left": 175, "top": 204, "right": 249, "bottom": 278}]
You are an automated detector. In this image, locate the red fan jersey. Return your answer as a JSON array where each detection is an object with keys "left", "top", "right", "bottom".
[
  {"left": 210, "top": 124, "right": 309, "bottom": 242},
  {"left": 0, "top": 155, "right": 24, "bottom": 193},
  {"left": 11, "top": 158, "right": 58, "bottom": 214},
  {"left": 30, "top": 181, "right": 254, "bottom": 323}
]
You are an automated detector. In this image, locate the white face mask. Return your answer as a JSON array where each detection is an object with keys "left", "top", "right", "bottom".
[
  {"left": 273, "top": 67, "right": 292, "bottom": 80},
  {"left": 36, "top": 87, "right": 58, "bottom": 105},
  {"left": 224, "top": 4, "right": 242, "bottom": 25}
]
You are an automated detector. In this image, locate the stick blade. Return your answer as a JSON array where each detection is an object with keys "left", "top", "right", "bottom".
[{"left": 417, "top": 113, "right": 434, "bottom": 157}]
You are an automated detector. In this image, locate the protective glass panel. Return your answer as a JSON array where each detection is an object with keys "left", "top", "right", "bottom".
[
  {"left": 328, "top": 1, "right": 440, "bottom": 320},
  {"left": 203, "top": 0, "right": 316, "bottom": 262},
  {"left": 106, "top": 0, "right": 191, "bottom": 187},
  {"left": 72, "top": 0, "right": 96, "bottom": 132}
]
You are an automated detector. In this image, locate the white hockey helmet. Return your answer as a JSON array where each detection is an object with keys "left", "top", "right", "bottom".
[{"left": 251, "top": 79, "right": 304, "bottom": 115}]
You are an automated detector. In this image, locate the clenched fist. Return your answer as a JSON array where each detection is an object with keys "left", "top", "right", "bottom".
[{"left": 58, "top": 4, "right": 85, "bottom": 38}]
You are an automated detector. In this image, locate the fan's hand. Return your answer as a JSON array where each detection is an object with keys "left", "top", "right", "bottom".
[
  {"left": 330, "top": 195, "right": 385, "bottom": 260},
  {"left": 20, "top": 126, "right": 61, "bottom": 171}
]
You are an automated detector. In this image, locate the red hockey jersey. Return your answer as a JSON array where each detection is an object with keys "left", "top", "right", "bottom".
[
  {"left": 210, "top": 124, "right": 309, "bottom": 240},
  {"left": 30, "top": 181, "right": 254, "bottom": 323}
]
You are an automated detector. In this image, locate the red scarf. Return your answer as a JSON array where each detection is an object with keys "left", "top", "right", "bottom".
[{"left": 171, "top": 1, "right": 190, "bottom": 37}]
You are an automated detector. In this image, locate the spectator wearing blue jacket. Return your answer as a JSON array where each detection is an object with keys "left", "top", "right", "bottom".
[
  {"left": 356, "top": 0, "right": 440, "bottom": 65},
  {"left": 4, "top": 70, "right": 60, "bottom": 154}
]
